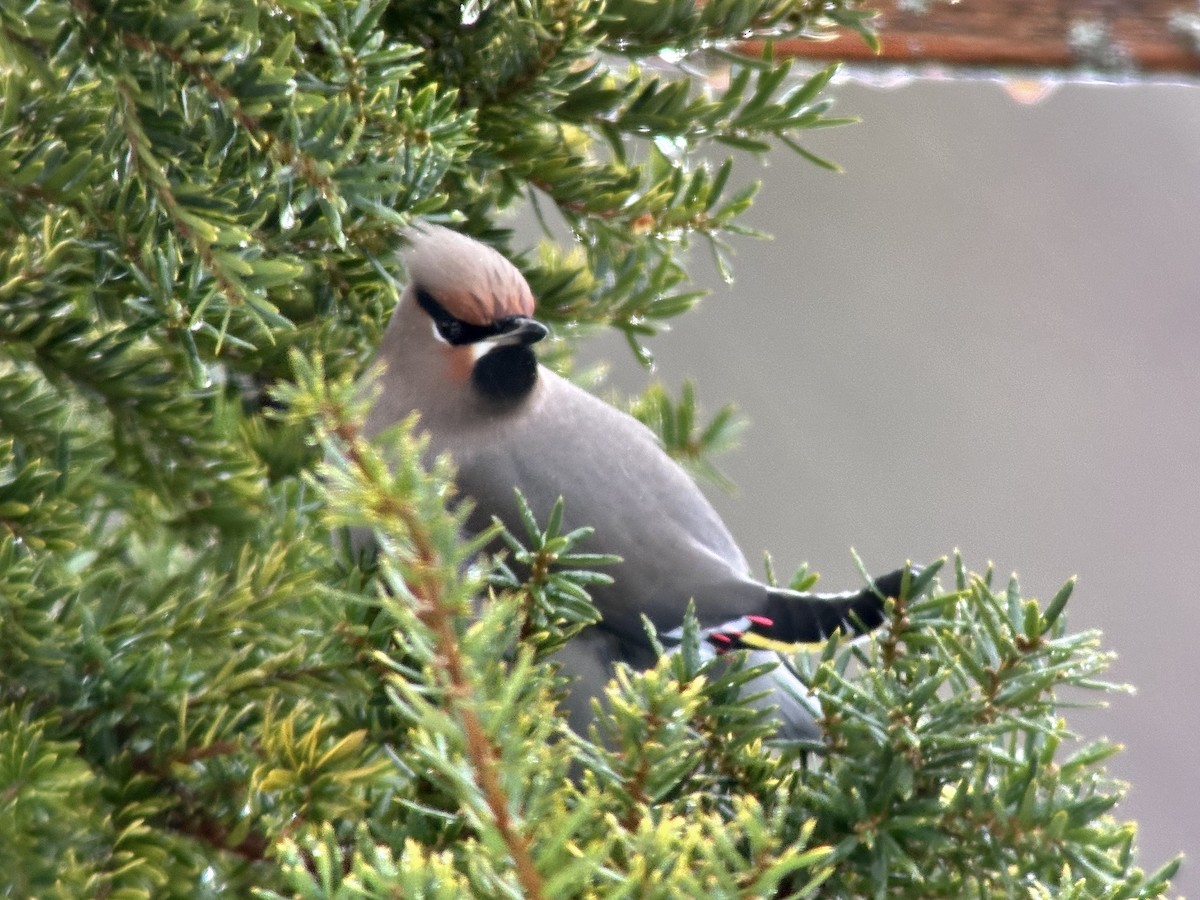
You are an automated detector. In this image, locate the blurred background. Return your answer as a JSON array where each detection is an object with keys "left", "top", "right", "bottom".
[{"left": 544, "top": 76, "right": 1198, "bottom": 891}]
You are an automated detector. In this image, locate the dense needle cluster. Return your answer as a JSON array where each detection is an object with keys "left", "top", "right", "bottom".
[{"left": 0, "top": 0, "right": 1178, "bottom": 897}]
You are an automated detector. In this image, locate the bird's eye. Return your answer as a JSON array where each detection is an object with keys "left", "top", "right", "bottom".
[
  {"left": 417, "top": 288, "right": 466, "bottom": 344},
  {"left": 435, "top": 318, "right": 463, "bottom": 343},
  {"left": 416, "top": 287, "right": 501, "bottom": 346}
]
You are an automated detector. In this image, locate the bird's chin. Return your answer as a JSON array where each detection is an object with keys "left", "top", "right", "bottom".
[{"left": 471, "top": 344, "right": 539, "bottom": 407}]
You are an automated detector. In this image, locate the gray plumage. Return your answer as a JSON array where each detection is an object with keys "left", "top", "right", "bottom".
[{"left": 363, "top": 223, "right": 907, "bottom": 740}]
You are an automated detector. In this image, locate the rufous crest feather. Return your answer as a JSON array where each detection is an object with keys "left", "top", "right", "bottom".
[{"left": 403, "top": 223, "right": 535, "bottom": 325}]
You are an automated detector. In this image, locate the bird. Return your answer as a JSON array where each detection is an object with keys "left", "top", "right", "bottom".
[{"left": 361, "top": 222, "right": 913, "bottom": 740}]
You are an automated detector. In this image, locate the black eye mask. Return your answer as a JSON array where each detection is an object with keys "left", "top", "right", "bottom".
[{"left": 417, "top": 287, "right": 508, "bottom": 345}]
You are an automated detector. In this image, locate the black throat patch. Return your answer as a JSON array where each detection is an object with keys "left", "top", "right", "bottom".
[{"left": 472, "top": 345, "right": 539, "bottom": 406}]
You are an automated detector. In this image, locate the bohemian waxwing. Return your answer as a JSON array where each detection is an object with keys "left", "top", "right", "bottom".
[{"left": 362, "top": 223, "right": 912, "bottom": 740}]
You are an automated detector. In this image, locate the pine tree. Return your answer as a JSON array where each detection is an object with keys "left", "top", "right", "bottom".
[{"left": 0, "top": 1, "right": 1181, "bottom": 896}]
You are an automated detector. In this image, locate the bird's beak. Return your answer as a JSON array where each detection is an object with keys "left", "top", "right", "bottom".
[{"left": 495, "top": 316, "right": 549, "bottom": 346}]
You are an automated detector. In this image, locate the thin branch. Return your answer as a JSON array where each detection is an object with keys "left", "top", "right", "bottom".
[{"left": 332, "top": 416, "right": 546, "bottom": 900}]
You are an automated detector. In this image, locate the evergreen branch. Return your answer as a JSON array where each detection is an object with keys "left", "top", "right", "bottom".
[
  {"left": 109, "top": 24, "right": 346, "bottom": 224},
  {"left": 291, "top": 355, "right": 547, "bottom": 899},
  {"left": 126, "top": 743, "right": 274, "bottom": 864},
  {"left": 408, "top": 560, "right": 548, "bottom": 900},
  {"left": 113, "top": 79, "right": 260, "bottom": 330},
  {"left": 166, "top": 807, "right": 273, "bottom": 863},
  {"left": 469, "top": 0, "right": 578, "bottom": 108},
  {"left": 372, "top": 503, "right": 549, "bottom": 899},
  {"left": 626, "top": 379, "right": 747, "bottom": 491},
  {"left": 488, "top": 492, "right": 611, "bottom": 653},
  {"left": 0, "top": 1, "right": 1180, "bottom": 894},
  {"left": 597, "top": 0, "right": 860, "bottom": 56}
]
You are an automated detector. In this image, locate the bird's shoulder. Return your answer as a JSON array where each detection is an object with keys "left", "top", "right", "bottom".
[{"left": 533, "top": 368, "right": 661, "bottom": 441}]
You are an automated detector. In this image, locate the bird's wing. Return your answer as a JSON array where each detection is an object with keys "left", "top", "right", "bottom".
[{"left": 447, "top": 369, "right": 767, "bottom": 639}]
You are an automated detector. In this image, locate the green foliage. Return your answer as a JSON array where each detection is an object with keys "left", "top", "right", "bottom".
[
  {"left": 790, "top": 562, "right": 1181, "bottom": 897},
  {"left": 0, "top": 0, "right": 1180, "bottom": 897},
  {"left": 488, "top": 491, "right": 615, "bottom": 657},
  {"left": 627, "top": 379, "right": 748, "bottom": 491}
]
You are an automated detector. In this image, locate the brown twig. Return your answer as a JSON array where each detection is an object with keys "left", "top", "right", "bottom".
[{"left": 336, "top": 415, "right": 546, "bottom": 899}]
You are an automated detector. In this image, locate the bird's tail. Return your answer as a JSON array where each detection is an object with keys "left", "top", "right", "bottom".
[{"left": 706, "top": 567, "right": 912, "bottom": 653}]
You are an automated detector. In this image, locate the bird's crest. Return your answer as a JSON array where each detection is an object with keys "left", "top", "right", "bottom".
[{"left": 403, "top": 223, "right": 536, "bottom": 326}]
